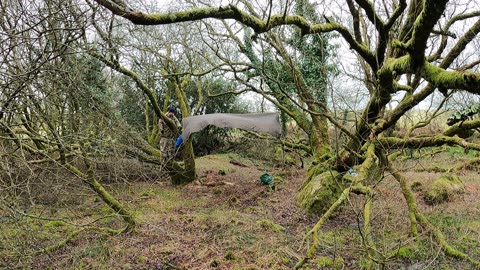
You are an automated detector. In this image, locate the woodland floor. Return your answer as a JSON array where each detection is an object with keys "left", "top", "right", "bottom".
[{"left": 1, "top": 150, "right": 480, "bottom": 269}]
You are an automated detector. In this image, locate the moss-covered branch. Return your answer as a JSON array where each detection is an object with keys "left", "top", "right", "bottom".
[
  {"left": 378, "top": 55, "right": 411, "bottom": 92},
  {"left": 93, "top": 0, "right": 377, "bottom": 71},
  {"left": 443, "top": 118, "right": 480, "bottom": 137},
  {"left": 295, "top": 182, "right": 376, "bottom": 269},
  {"left": 346, "top": 0, "right": 362, "bottom": 42},
  {"left": 385, "top": 0, "right": 407, "bottom": 30},
  {"left": 405, "top": 96, "right": 448, "bottom": 137},
  {"left": 89, "top": 51, "right": 178, "bottom": 132},
  {"left": 405, "top": 0, "right": 448, "bottom": 65},
  {"left": 414, "top": 157, "right": 480, "bottom": 173},
  {"left": 354, "top": 0, "right": 385, "bottom": 33},
  {"left": 429, "top": 11, "right": 480, "bottom": 62},
  {"left": 421, "top": 62, "right": 480, "bottom": 95},
  {"left": 452, "top": 157, "right": 480, "bottom": 172},
  {"left": 65, "top": 163, "right": 136, "bottom": 232},
  {"left": 264, "top": 33, "right": 330, "bottom": 157},
  {"left": 416, "top": 206, "right": 480, "bottom": 267},
  {"left": 90, "top": 50, "right": 196, "bottom": 184},
  {"left": 244, "top": 130, "right": 312, "bottom": 154},
  {"left": 379, "top": 84, "right": 435, "bottom": 134},
  {"left": 439, "top": 17, "right": 480, "bottom": 69},
  {"left": 359, "top": 186, "right": 384, "bottom": 267},
  {"left": 34, "top": 226, "right": 122, "bottom": 255},
  {"left": 378, "top": 135, "right": 480, "bottom": 152}
]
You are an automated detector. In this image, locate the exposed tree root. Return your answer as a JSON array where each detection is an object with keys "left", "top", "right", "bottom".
[
  {"left": 388, "top": 164, "right": 418, "bottom": 236},
  {"left": 294, "top": 184, "right": 374, "bottom": 269},
  {"left": 358, "top": 187, "right": 385, "bottom": 268},
  {"left": 296, "top": 151, "right": 479, "bottom": 269},
  {"left": 294, "top": 186, "right": 352, "bottom": 269},
  {"left": 389, "top": 164, "right": 480, "bottom": 268}
]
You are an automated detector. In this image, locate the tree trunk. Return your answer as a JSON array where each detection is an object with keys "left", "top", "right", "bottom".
[{"left": 169, "top": 140, "right": 196, "bottom": 185}]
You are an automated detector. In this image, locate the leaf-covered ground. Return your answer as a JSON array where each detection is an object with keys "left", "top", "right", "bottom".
[{"left": 1, "top": 151, "right": 480, "bottom": 269}]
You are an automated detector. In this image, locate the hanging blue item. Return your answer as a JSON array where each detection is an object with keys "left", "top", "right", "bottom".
[{"left": 175, "top": 135, "right": 183, "bottom": 148}]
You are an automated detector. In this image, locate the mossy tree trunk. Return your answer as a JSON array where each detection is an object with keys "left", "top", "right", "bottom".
[{"left": 90, "top": 51, "right": 196, "bottom": 184}]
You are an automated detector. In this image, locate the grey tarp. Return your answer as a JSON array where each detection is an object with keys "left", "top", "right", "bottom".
[{"left": 181, "top": 113, "right": 282, "bottom": 139}]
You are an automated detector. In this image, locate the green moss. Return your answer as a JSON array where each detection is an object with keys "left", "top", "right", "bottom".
[
  {"left": 137, "top": 255, "right": 147, "bottom": 263},
  {"left": 160, "top": 247, "right": 173, "bottom": 254},
  {"left": 410, "top": 180, "right": 423, "bottom": 192},
  {"left": 212, "top": 187, "right": 223, "bottom": 195},
  {"left": 256, "top": 219, "right": 285, "bottom": 232},
  {"left": 422, "top": 61, "right": 475, "bottom": 90},
  {"left": 397, "top": 242, "right": 430, "bottom": 261},
  {"left": 447, "top": 146, "right": 477, "bottom": 157},
  {"left": 285, "top": 155, "right": 296, "bottom": 165},
  {"left": 316, "top": 256, "right": 344, "bottom": 269},
  {"left": 273, "top": 176, "right": 284, "bottom": 183},
  {"left": 44, "top": 220, "right": 65, "bottom": 228},
  {"left": 420, "top": 165, "right": 448, "bottom": 173},
  {"left": 210, "top": 259, "right": 221, "bottom": 267},
  {"left": 141, "top": 189, "right": 156, "bottom": 197},
  {"left": 82, "top": 240, "right": 108, "bottom": 258},
  {"left": 397, "top": 245, "right": 415, "bottom": 259},
  {"left": 321, "top": 230, "right": 347, "bottom": 246},
  {"left": 296, "top": 171, "right": 343, "bottom": 215},
  {"left": 224, "top": 250, "right": 237, "bottom": 261},
  {"left": 424, "top": 175, "right": 465, "bottom": 205},
  {"left": 274, "top": 146, "right": 283, "bottom": 161},
  {"left": 274, "top": 146, "right": 296, "bottom": 166},
  {"left": 305, "top": 162, "right": 331, "bottom": 183},
  {"left": 358, "top": 143, "right": 382, "bottom": 184},
  {"left": 359, "top": 258, "right": 370, "bottom": 269}
]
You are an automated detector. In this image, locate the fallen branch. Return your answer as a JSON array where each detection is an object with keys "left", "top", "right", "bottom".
[{"left": 65, "top": 163, "right": 136, "bottom": 232}]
